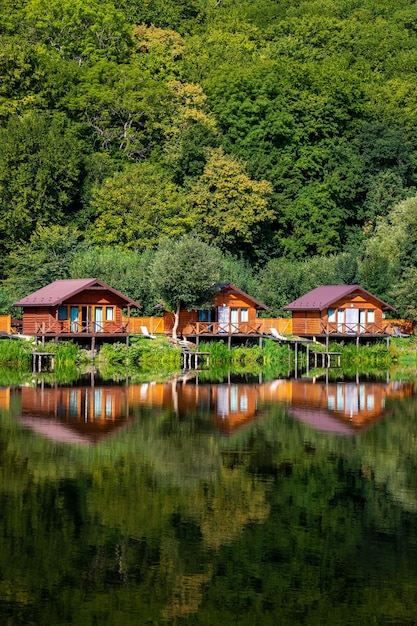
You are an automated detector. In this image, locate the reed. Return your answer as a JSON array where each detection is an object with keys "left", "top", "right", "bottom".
[{"left": 0, "top": 339, "right": 32, "bottom": 367}]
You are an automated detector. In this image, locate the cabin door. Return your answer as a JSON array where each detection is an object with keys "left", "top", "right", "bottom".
[
  {"left": 81, "top": 306, "right": 89, "bottom": 332},
  {"left": 218, "top": 305, "right": 230, "bottom": 333},
  {"left": 345, "top": 308, "right": 359, "bottom": 333},
  {"left": 70, "top": 306, "right": 79, "bottom": 332},
  {"left": 94, "top": 307, "right": 103, "bottom": 333},
  {"left": 230, "top": 308, "right": 239, "bottom": 332}
]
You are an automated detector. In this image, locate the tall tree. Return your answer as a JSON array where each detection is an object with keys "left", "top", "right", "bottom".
[
  {"left": 70, "top": 246, "right": 156, "bottom": 314},
  {"left": 87, "top": 162, "right": 191, "bottom": 251},
  {"left": 0, "top": 111, "right": 84, "bottom": 263},
  {"left": 150, "top": 235, "right": 222, "bottom": 340},
  {"left": 22, "top": 0, "right": 132, "bottom": 65},
  {"left": 187, "top": 147, "right": 274, "bottom": 261}
]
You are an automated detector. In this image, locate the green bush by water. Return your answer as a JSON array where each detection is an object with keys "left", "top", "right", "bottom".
[{"left": 0, "top": 339, "right": 32, "bottom": 367}]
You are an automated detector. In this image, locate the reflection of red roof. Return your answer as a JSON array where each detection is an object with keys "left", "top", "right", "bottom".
[
  {"left": 283, "top": 285, "right": 395, "bottom": 312},
  {"left": 18, "top": 414, "right": 133, "bottom": 445},
  {"left": 19, "top": 417, "right": 93, "bottom": 445},
  {"left": 288, "top": 407, "right": 360, "bottom": 435},
  {"left": 13, "top": 278, "right": 141, "bottom": 308}
]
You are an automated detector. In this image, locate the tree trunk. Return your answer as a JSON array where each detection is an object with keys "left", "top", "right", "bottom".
[{"left": 172, "top": 303, "right": 181, "bottom": 342}]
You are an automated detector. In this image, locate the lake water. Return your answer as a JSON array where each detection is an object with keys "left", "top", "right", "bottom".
[{"left": 1, "top": 371, "right": 417, "bottom": 625}]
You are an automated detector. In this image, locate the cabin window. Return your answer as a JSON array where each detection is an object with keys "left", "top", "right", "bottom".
[
  {"left": 198, "top": 309, "right": 214, "bottom": 322},
  {"left": 328, "top": 308, "right": 336, "bottom": 322},
  {"left": 240, "top": 308, "right": 249, "bottom": 322},
  {"left": 367, "top": 310, "right": 375, "bottom": 323},
  {"left": 106, "top": 307, "right": 114, "bottom": 321},
  {"left": 58, "top": 306, "right": 68, "bottom": 320}
]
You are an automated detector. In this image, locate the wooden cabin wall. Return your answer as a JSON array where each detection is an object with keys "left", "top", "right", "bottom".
[
  {"left": 21, "top": 307, "right": 54, "bottom": 335},
  {"left": 322, "top": 294, "right": 384, "bottom": 326},
  {"left": 214, "top": 293, "right": 259, "bottom": 323},
  {"left": 291, "top": 311, "right": 321, "bottom": 335},
  {"left": 163, "top": 310, "right": 198, "bottom": 335},
  {"left": 65, "top": 291, "right": 125, "bottom": 326}
]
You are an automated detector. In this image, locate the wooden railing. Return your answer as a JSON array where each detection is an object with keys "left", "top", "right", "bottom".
[
  {"left": 321, "top": 322, "right": 387, "bottom": 335},
  {"left": 184, "top": 321, "right": 263, "bottom": 335},
  {"left": 35, "top": 321, "right": 128, "bottom": 335}
]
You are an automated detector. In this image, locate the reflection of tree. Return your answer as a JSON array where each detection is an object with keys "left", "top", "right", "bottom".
[
  {"left": 187, "top": 466, "right": 269, "bottom": 550},
  {"left": 158, "top": 535, "right": 213, "bottom": 619},
  {"left": 4, "top": 388, "right": 417, "bottom": 622}
]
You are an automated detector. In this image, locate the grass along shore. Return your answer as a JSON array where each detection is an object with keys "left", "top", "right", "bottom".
[{"left": 0, "top": 334, "right": 416, "bottom": 381}]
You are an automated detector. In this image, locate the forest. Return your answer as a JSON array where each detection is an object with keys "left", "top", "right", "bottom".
[{"left": 2, "top": 0, "right": 417, "bottom": 319}]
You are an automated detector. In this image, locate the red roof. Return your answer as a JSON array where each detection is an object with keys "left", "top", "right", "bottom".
[
  {"left": 283, "top": 285, "right": 395, "bottom": 312},
  {"left": 13, "top": 279, "right": 141, "bottom": 308}
]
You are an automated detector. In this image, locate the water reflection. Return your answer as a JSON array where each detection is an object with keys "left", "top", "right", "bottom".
[
  {"left": 2, "top": 373, "right": 417, "bottom": 623},
  {"left": 13, "top": 374, "right": 414, "bottom": 443}
]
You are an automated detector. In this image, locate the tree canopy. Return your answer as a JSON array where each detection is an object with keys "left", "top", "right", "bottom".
[
  {"left": 2, "top": 0, "right": 417, "bottom": 315},
  {"left": 150, "top": 235, "right": 222, "bottom": 339}
]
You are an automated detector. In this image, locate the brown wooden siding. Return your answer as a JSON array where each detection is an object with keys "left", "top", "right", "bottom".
[{"left": 0, "top": 315, "right": 11, "bottom": 334}]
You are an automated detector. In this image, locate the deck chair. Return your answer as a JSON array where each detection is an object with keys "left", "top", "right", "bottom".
[
  {"left": 141, "top": 326, "right": 156, "bottom": 339},
  {"left": 270, "top": 328, "right": 287, "bottom": 341},
  {"left": 392, "top": 325, "right": 411, "bottom": 338}
]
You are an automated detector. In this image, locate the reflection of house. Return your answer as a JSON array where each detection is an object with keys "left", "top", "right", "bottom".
[
  {"left": 260, "top": 378, "right": 413, "bottom": 434},
  {"left": 283, "top": 285, "right": 395, "bottom": 340},
  {"left": 180, "top": 382, "right": 258, "bottom": 434},
  {"left": 13, "top": 279, "right": 140, "bottom": 347},
  {"left": 130, "top": 380, "right": 260, "bottom": 434},
  {"left": 163, "top": 283, "right": 268, "bottom": 346},
  {"left": 17, "top": 376, "right": 413, "bottom": 445},
  {"left": 20, "top": 384, "right": 138, "bottom": 444}
]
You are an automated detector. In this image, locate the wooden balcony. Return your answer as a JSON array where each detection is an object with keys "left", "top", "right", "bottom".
[
  {"left": 35, "top": 320, "right": 129, "bottom": 337},
  {"left": 183, "top": 321, "right": 263, "bottom": 336},
  {"left": 292, "top": 319, "right": 393, "bottom": 338},
  {"left": 320, "top": 321, "right": 388, "bottom": 335}
]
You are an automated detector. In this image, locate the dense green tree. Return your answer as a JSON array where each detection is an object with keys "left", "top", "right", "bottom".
[
  {"left": 87, "top": 162, "right": 191, "bottom": 251},
  {"left": 359, "top": 196, "right": 417, "bottom": 307},
  {"left": 0, "top": 111, "right": 84, "bottom": 262},
  {"left": 21, "top": 0, "right": 132, "bottom": 65},
  {"left": 70, "top": 246, "right": 156, "bottom": 314},
  {"left": 2, "top": 225, "right": 84, "bottom": 310},
  {"left": 256, "top": 254, "right": 349, "bottom": 316},
  {"left": 163, "top": 81, "right": 219, "bottom": 186},
  {"left": 67, "top": 59, "right": 175, "bottom": 160},
  {"left": 113, "top": 0, "right": 209, "bottom": 34},
  {"left": 2, "top": 0, "right": 417, "bottom": 307},
  {"left": 187, "top": 147, "right": 274, "bottom": 261},
  {"left": 150, "top": 235, "right": 222, "bottom": 340}
]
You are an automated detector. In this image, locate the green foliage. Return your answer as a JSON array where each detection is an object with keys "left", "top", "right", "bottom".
[
  {"left": 188, "top": 147, "right": 274, "bottom": 261},
  {"left": 0, "top": 111, "right": 84, "bottom": 259},
  {"left": 87, "top": 162, "right": 190, "bottom": 250},
  {"left": 3, "top": 0, "right": 417, "bottom": 320},
  {"left": 21, "top": 0, "right": 132, "bottom": 65},
  {"left": 339, "top": 341, "right": 392, "bottom": 370},
  {"left": 2, "top": 225, "right": 84, "bottom": 302},
  {"left": 98, "top": 341, "right": 127, "bottom": 364},
  {"left": 70, "top": 246, "right": 155, "bottom": 314},
  {"left": 128, "top": 335, "right": 181, "bottom": 371},
  {"left": 256, "top": 254, "right": 344, "bottom": 316},
  {"left": 150, "top": 234, "right": 222, "bottom": 315},
  {"left": 0, "top": 339, "right": 32, "bottom": 367}
]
